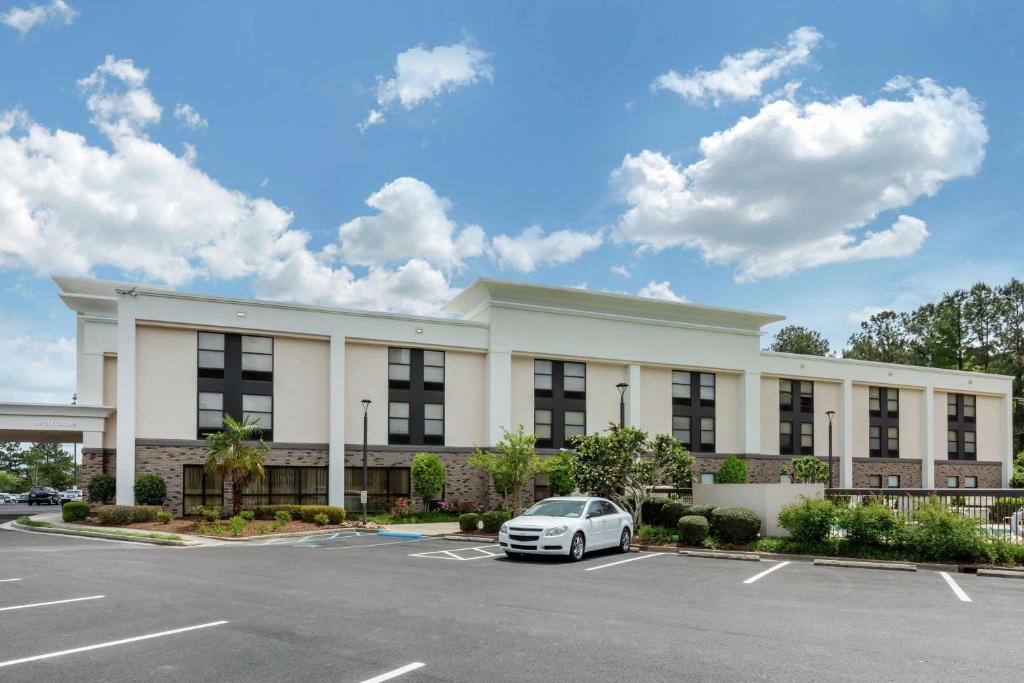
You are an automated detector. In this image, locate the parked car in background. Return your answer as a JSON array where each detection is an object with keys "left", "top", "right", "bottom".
[
  {"left": 0, "top": 493, "right": 15, "bottom": 504},
  {"left": 14, "top": 492, "right": 29, "bottom": 503},
  {"left": 59, "top": 488, "right": 83, "bottom": 503},
  {"left": 27, "top": 487, "right": 61, "bottom": 506},
  {"left": 498, "top": 497, "right": 633, "bottom": 561}
]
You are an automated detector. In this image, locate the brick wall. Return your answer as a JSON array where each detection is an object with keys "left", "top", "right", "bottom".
[
  {"left": 852, "top": 458, "right": 923, "bottom": 488},
  {"left": 80, "top": 449, "right": 116, "bottom": 507},
  {"left": 695, "top": 455, "right": 836, "bottom": 485},
  {"left": 934, "top": 461, "right": 1003, "bottom": 488}
]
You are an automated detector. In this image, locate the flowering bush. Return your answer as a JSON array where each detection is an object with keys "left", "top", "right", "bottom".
[{"left": 389, "top": 497, "right": 417, "bottom": 519}]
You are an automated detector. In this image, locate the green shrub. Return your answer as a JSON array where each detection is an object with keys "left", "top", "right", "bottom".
[
  {"left": 788, "top": 455, "right": 829, "bottom": 484},
  {"left": 989, "top": 538, "right": 1024, "bottom": 566},
  {"left": 61, "top": 501, "right": 89, "bottom": 522},
  {"left": 256, "top": 524, "right": 268, "bottom": 535},
  {"left": 88, "top": 474, "right": 116, "bottom": 504},
  {"left": 840, "top": 500, "right": 903, "bottom": 546},
  {"left": 202, "top": 507, "right": 221, "bottom": 522},
  {"left": 688, "top": 504, "right": 716, "bottom": 522},
  {"left": 228, "top": 515, "right": 246, "bottom": 537},
  {"left": 411, "top": 452, "right": 446, "bottom": 509},
  {"left": 715, "top": 456, "right": 748, "bottom": 483},
  {"left": 481, "top": 510, "right": 511, "bottom": 533},
  {"left": 778, "top": 497, "right": 836, "bottom": 543},
  {"left": 156, "top": 511, "right": 173, "bottom": 524},
  {"left": 313, "top": 513, "right": 329, "bottom": 526},
  {"left": 458, "top": 512, "right": 480, "bottom": 532},
  {"left": 701, "top": 536, "right": 721, "bottom": 550},
  {"left": 903, "top": 500, "right": 986, "bottom": 562},
  {"left": 990, "top": 496, "right": 1024, "bottom": 523},
  {"left": 299, "top": 506, "right": 345, "bottom": 525},
  {"left": 133, "top": 474, "right": 167, "bottom": 506},
  {"left": 275, "top": 510, "right": 292, "bottom": 525},
  {"left": 211, "top": 522, "right": 226, "bottom": 535},
  {"left": 539, "top": 451, "right": 575, "bottom": 496},
  {"left": 677, "top": 515, "right": 710, "bottom": 545},
  {"left": 239, "top": 510, "right": 255, "bottom": 522},
  {"left": 97, "top": 505, "right": 160, "bottom": 525},
  {"left": 754, "top": 537, "right": 788, "bottom": 553},
  {"left": 641, "top": 499, "right": 666, "bottom": 525},
  {"left": 711, "top": 506, "right": 761, "bottom": 545},
  {"left": 661, "top": 501, "right": 690, "bottom": 528},
  {"left": 636, "top": 524, "right": 680, "bottom": 544}
]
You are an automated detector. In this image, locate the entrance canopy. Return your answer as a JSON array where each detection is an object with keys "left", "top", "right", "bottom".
[{"left": 0, "top": 403, "right": 113, "bottom": 444}]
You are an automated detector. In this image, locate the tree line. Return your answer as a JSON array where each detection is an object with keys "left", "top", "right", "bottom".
[{"left": 0, "top": 442, "right": 76, "bottom": 492}]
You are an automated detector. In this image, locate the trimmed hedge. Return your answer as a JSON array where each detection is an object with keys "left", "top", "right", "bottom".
[
  {"left": 133, "top": 474, "right": 167, "bottom": 506},
  {"left": 661, "top": 501, "right": 690, "bottom": 528},
  {"left": 247, "top": 504, "right": 344, "bottom": 524},
  {"left": 677, "top": 515, "right": 709, "bottom": 545},
  {"left": 710, "top": 506, "right": 761, "bottom": 545},
  {"left": 459, "top": 513, "right": 480, "bottom": 532},
  {"left": 88, "top": 474, "right": 116, "bottom": 504},
  {"left": 715, "top": 456, "right": 748, "bottom": 484},
  {"left": 481, "top": 510, "right": 511, "bottom": 533},
  {"left": 97, "top": 505, "right": 161, "bottom": 526},
  {"left": 62, "top": 501, "right": 90, "bottom": 522},
  {"left": 641, "top": 499, "right": 666, "bottom": 525},
  {"left": 688, "top": 504, "right": 716, "bottom": 522}
]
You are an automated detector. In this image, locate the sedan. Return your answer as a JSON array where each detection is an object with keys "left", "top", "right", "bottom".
[
  {"left": 498, "top": 497, "right": 632, "bottom": 561},
  {"left": 27, "top": 487, "right": 61, "bottom": 506}
]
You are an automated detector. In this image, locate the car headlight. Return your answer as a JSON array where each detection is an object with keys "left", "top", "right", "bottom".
[
  {"left": 545, "top": 525, "right": 569, "bottom": 536},
  {"left": 499, "top": 523, "right": 509, "bottom": 535}
]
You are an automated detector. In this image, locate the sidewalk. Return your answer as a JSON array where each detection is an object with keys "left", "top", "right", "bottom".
[{"left": 23, "top": 510, "right": 221, "bottom": 545}]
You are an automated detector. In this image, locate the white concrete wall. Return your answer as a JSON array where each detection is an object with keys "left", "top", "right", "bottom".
[
  {"left": 344, "top": 343, "right": 388, "bottom": 445},
  {"left": 715, "top": 373, "right": 739, "bottom": 453},
  {"left": 639, "top": 366, "right": 673, "bottom": 436},
  {"left": 135, "top": 326, "right": 197, "bottom": 439},
  {"left": 899, "top": 388, "right": 923, "bottom": 460},
  {"left": 586, "top": 362, "right": 627, "bottom": 435},
  {"left": 510, "top": 355, "right": 534, "bottom": 435},
  {"left": 976, "top": 395, "right": 1004, "bottom": 462},
  {"left": 812, "top": 381, "right": 840, "bottom": 457},
  {"left": 693, "top": 483, "right": 826, "bottom": 537},
  {"left": 102, "top": 356, "right": 117, "bottom": 449},
  {"left": 760, "top": 377, "right": 780, "bottom": 455},
  {"left": 274, "top": 337, "right": 330, "bottom": 443},
  {"left": 445, "top": 350, "right": 487, "bottom": 447},
  {"left": 852, "top": 384, "right": 869, "bottom": 458}
]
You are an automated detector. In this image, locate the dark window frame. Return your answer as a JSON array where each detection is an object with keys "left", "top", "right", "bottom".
[
  {"left": 197, "top": 332, "right": 273, "bottom": 441},
  {"left": 779, "top": 378, "right": 813, "bottom": 455},
  {"left": 239, "top": 465, "right": 327, "bottom": 508},
  {"left": 388, "top": 348, "right": 445, "bottom": 446},
  {"left": 345, "top": 466, "right": 410, "bottom": 512},
  {"left": 182, "top": 464, "right": 223, "bottom": 515},
  {"left": 947, "top": 393, "right": 977, "bottom": 461},
  {"left": 672, "top": 370, "right": 716, "bottom": 453},
  {"left": 534, "top": 359, "right": 586, "bottom": 449},
  {"left": 869, "top": 387, "right": 899, "bottom": 458}
]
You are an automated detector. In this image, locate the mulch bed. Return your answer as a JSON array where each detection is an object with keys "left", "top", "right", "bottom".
[{"left": 71, "top": 518, "right": 379, "bottom": 538}]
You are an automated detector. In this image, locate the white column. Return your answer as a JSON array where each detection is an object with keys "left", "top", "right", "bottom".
[
  {"left": 83, "top": 431, "right": 103, "bottom": 449},
  {"left": 922, "top": 385, "right": 935, "bottom": 489},
  {"left": 1004, "top": 393, "right": 1014, "bottom": 487},
  {"left": 840, "top": 379, "right": 853, "bottom": 487},
  {"left": 739, "top": 371, "right": 761, "bottom": 454},
  {"left": 114, "top": 307, "right": 136, "bottom": 505},
  {"left": 627, "top": 364, "right": 641, "bottom": 427},
  {"left": 486, "top": 351, "right": 512, "bottom": 446},
  {"left": 328, "top": 335, "right": 346, "bottom": 507}
]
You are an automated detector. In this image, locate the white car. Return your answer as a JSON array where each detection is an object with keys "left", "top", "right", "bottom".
[
  {"left": 498, "top": 497, "right": 632, "bottom": 561},
  {"left": 60, "top": 488, "right": 83, "bottom": 503}
]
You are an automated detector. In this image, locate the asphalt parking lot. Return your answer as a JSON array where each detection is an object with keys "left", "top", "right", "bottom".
[{"left": 1, "top": 526, "right": 1023, "bottom": 682}]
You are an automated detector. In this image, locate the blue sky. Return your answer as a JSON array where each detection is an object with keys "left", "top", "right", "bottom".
[{"left": 1, "top": 0, "right": 1022, "bottom": 402}]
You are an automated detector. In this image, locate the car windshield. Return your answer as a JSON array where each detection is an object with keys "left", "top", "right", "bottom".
[{"left": 522, "top": 500, "right": 586, "bottom": 518}]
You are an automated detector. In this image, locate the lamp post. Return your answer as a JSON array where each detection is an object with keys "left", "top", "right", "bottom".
[
  {"left": 825, "top": 410, "right": 836, "bottom": 488},
  {"left": 361, "top": 399, "right": 371, "bottom": 524},
  {"left": 616, "top": 383, "right": 629, "bottom": 428}
]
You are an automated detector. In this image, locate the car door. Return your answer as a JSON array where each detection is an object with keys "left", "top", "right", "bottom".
[
  {"left": 598, "top": 500, "right": 621, "bottom": 546},
  {"left": 584, "top": 501, "right": 607, "bottom": 548}
]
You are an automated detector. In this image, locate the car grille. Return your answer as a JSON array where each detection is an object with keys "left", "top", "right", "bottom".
[
  {"left": 509, "top": 526, "right": 543, "bottom": 532},
  {"left": 510, "top": 544, "right": 537, "bottom": 550},
  {"left": 510, "top": 534, "right": 540, "bottom": 542}
]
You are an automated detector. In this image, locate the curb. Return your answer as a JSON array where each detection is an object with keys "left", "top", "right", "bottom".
[
  {"left": 199, "top": 528, "right": 379, "bottom": 542},
  {"left": 977, "top": 568, "right": 1024, "bottom": 579},
  {"left": 378, "top": 531, "right": 423, "bottom": 539},
  {"left": 813, "top": 558, "right": 916, "bottom": 572},
  {"left": 10, "top": 521, "right": 193, "bottom": 546},
  {"left": 443, "top": 534, "right": 498, "bottom": 543},
  {"left": 682, "top": 550, "right": 761, "bottom": 562}
]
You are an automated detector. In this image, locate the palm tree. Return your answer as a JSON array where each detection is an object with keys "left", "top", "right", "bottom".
[{"left": 204, "top": 415, "right": 269, "bottom": 516}]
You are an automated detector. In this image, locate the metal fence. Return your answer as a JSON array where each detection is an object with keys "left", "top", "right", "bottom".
[
  {"left": 648, "top": 486, "right": 693, "bottom": 506},
  {"left": 826, "top": 488, "right": 1024, "bottom": 539}
]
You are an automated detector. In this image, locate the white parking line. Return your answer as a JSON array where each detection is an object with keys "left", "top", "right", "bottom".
[
  {"left": 0, "top": 595, "right": 105, "bottom": 612},
  {"left": 743, "top": 561, "right": 791, "bottom": 585},
  {"left": 360, "top": 661, "right": 425, "bottom": 683},
  {"left": 409, "top": 545, "right": 500, "bottom": 561},
  {"left": 327, "top": 538, "right": 426, "bottom": 550},
  {"left": 0, "top": 620, "right": 228, "bottom": 668},
  {"left": 940, "top": 571, "right": 972, "bottom": 602},
  {"left": 584, "top": 552, "right": 667, "bottom": 572},
  {"left": 0, "top": 578, "right": 22, "bottom": 583}
]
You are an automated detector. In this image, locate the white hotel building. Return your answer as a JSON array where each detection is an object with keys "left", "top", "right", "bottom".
[{"left": 0, "top": 276, "right": 1014, "bottom": 514}]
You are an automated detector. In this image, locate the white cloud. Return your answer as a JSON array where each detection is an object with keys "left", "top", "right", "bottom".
[
  {"left": 0, "top": 334, "right": 75, "bottom": 403},
  {"left": 610, "top": 264, "right": 631, "bottom": 278},
  {"left": 653, "top": 26, "right": 822, "bottom": 106},
  {"left": 338, "top": 177, "right": 485, "bottom": 270},
  {"left": 637, "top": 281, "right": 686, "bottom": 302},
  {"left": 847, "top": 305, "right": 886, "bottom": 325},
  {"left": 361, "top": 39, "right": 492, "bottom": 128},
  {"left": 174, "top": 103, "right": 208, "bottom": 130},
  {"left": 0, "top": 55, "right": 481, "bottom": 316},
  {"left": 490, "top": 225, "right": 604, "bottom": 273},
  {"left": 612, "top": 78, "right": 986, "bottom": 282},
  {"left": 1, "top": 0, "right": 75, "bottom": 36}
]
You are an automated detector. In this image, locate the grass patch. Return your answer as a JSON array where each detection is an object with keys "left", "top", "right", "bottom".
[{"left": 16, "top": 515, "right": 181, "bottom": 542}]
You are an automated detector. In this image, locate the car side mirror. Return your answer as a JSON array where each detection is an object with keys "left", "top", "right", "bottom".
[{"left": 587, "top": 510, "right": 599, "bottom": 518}]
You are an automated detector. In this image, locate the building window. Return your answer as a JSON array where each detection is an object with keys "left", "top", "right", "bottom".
[
  {"left": 869, "top": 387, "right": 899, "bottom": 458},
  {"left": 964, "top": 476, "right": 977, "bottom": 489},
  {"left": 534, "top": 359, "right": 586, "bottom": 448},
  {"left": 345, "top": 467, "right": 409, "bottom": 512},
  {"left": 240, "top": 466, "right": 327, "bottom": 507},
  {"left": 699, "top": 472, "right": 715, "bottom": 484},
  {"left": 947, "top": 475, "right": 959, "bottom": 488},
  {"left": 779, "top": 378, "right": 813, "bottom": 456},
  {"left": 197, "top": 331, "right": 273, "bottom": 441},
  {"left": 183, "top": 465, "right": 223, "bottom": 515},
  {"left": 869, "top": 474, "right": 882, "bottom": 488},
  {"left": 388, "top": 348, "right": 445, "bottom": 446},
  {"left": 887, "top": 475, "right": 901, "bottom": 489},
  {"left": 673, "top": 370, "right": 716, "bottom": 453},
  {"left": 947, "top": 393, "right": 977, "bottom": 460},
  {"left": 779, "top": 473, "right": 792, "bottom": 484}
]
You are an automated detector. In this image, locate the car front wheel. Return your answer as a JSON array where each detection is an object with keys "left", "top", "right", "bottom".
[
  {"left": 568, "top": 532, "right": 585, "bottom": 562},
  {"left": 618, "top": 528, "right": 631, "bottom": 553}
]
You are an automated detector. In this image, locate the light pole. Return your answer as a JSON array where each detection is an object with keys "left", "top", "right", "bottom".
[
  {"left": 361, "top": 399, "right": 371, "bottom": 524},
  {"left": 825, "top": 410, "right": 836, "bottom": 488},
  {"left": 616, "top": 383, "right": 629, "bottom": 428}
]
